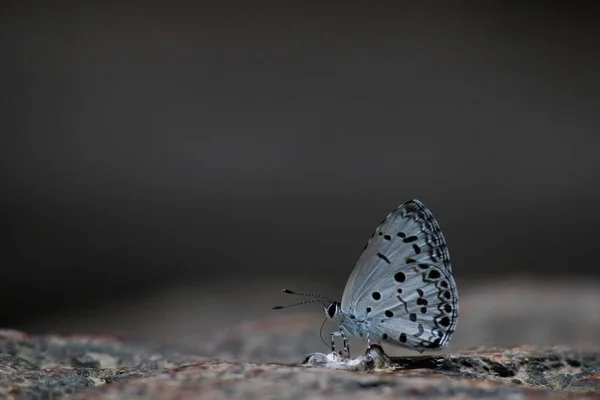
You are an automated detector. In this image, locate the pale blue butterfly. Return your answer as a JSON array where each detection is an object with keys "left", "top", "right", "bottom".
[{"left": 275, "top": 200, "right": 458, "bottom": 357}]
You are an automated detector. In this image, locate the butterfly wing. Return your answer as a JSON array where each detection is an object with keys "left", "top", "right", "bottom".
[{"left": 340, "top": 199, "right": 458, "bottom": 350}]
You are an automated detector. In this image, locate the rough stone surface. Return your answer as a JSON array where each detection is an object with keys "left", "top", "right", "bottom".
[
  {"left": 0, "top": 329, "right": 599, "bottom": 399},
  {"left": 4, "top": 280, "right": 600, "bottom": 399}
]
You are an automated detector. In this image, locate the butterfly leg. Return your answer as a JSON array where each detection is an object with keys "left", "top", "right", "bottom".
[
  {"left": 342, "top": 333, "right": 350, "bottom": 358},
  {"left": 330, "top": 330, "right": 351, "bottom": 357},
  {"left": 330, "top": 332, "right": 337, "bottom": 353}
]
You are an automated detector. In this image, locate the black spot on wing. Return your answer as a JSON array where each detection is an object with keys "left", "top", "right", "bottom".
[
  {"left": 416, "top": 298, "right": 428, "bottom": 306},
  {"left": 394, "top": 272, "right": 406, "bottom": 282},
  {"left": 412, "top": 244, "right": 421, "bottom": 254},
  {"left": 427, "top": 269, "right": 441, "bottom": 280},
  {"left": 376, "top": 252, "right": 391, "bottom": 264}
]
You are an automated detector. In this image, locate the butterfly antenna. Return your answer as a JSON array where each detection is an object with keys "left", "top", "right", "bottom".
[
  {"left": 319, "top": 317, "right": 329, "bottom": 348},
  {"left": 272, "top": 298, "right": 323, "bottom": 310},
  {"left": 280, "top": 288, "right": 333, "bottom": 303}
]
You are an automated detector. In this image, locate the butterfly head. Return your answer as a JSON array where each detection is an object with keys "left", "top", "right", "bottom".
[{"left": 323, "top": 301, "right": 341, "bottom": 320}]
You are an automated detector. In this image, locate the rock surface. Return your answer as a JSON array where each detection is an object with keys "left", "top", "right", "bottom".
[{"left": 0, "top": 329, "right": 599, "bottom": 399}]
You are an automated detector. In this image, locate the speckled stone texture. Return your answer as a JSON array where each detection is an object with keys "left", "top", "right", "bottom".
[
  {"left": 2, "top": 281, "right": 599, "bottom": 399},
  {"left": 0, "top": 329, "right": 599, "bottom": 400}
]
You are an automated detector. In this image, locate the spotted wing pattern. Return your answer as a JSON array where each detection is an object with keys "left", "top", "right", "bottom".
[{"left": 340, "top": 199, "right": 458, "bottom": 350}]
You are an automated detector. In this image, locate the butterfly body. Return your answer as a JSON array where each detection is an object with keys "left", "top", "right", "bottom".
[
  {"left": 326, "top": 200, "right": 458, "bottom": 355},
  {"left": 326, "top": 303, "right": 372, "bottom": 339}
]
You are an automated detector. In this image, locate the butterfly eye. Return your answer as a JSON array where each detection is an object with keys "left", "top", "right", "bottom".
[{"left": 327, "top": 303, "right": 337, "bottom": 318}]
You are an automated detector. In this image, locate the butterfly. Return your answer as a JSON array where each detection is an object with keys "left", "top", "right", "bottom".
[{"left": 274, "top": 200, "right": 458, "bottom": 357}]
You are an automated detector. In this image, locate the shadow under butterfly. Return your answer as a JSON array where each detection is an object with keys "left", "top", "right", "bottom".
[{"left": 274, "top": 199, "right": 459, "bottom": 358}]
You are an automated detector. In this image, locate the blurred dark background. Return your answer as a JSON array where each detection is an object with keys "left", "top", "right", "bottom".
[{"left": 1, "top": 2, "right": 599, "bottom": 351}]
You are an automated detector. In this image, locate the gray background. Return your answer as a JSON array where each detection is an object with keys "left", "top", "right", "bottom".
[{"left": 1, "top": 2, "right": 599, "bottom": 346}]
